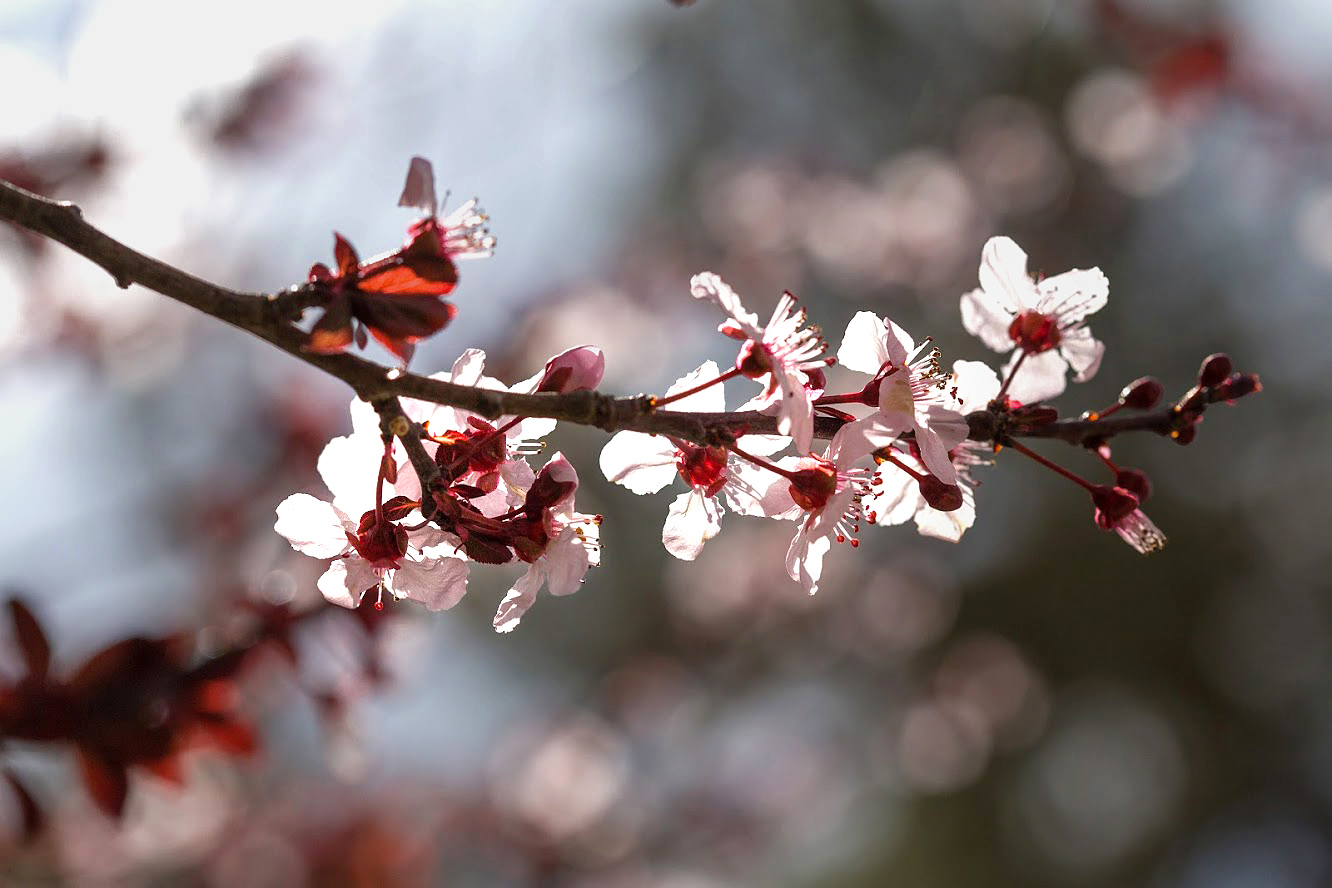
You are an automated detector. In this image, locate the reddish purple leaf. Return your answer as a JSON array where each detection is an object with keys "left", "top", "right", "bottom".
[{"left": 7, "top": 599, "right": 50, "bottom": 682}]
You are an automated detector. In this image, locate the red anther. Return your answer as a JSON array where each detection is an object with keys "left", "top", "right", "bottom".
[
  {"left": 1007, "top": 310, "right": 1062, "bottom": 353},
  {"left": 1115, "top": 468, "right": 1153, "bottom": 503},
  {"left": 1198, "top": 353, "right": 1233, "bottom": 388},
  {"left": 1119, "top": 376, "right": 1164, "bottom": 409}
]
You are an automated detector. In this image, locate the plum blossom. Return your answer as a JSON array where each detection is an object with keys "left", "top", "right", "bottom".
[
  {"left": 866, "top": 361, "right": 998, "bottom": 542},
  {"left": 493, "top": 454, "right": 601, "bottom": 632},
  {"left": 690, "top": 272, "right": 830, "bottom": 453},
  {"left": 836, "top": 311, "right": 970, "bottom": 484},
  {"left": 960, "top": 236, "right": 1107, "bottom": 402},
  {"left": 763, "top": 422, "right": 898, "bottom": 595},
  {"left": 1090, "top": 484, "right": 1166, "bottom": 554},
  {"left": 599, "top": 362, "right": 789, "bottom": 560},
  {"left": 397, "top": 155, "right": 496, "bottom": 262},
  {"left": 274, "top": 417, "right": 469, "bottom": 612}
]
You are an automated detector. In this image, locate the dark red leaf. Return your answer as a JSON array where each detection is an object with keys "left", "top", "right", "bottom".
[
  {"left": 67, "top": 638, "right": 165, "bottom": 697},
  {"left": 356, "top": 256, "right": 457, "bottom": 296},
  {"left": 332, "top": 233, "right": 359, "bottom": 278},
  {"left": 201, "top": 717, "right": 259, "bottom": 757},
  {"left": 77, "top": 750, "right": 129, "bottom": 818},
  {"left": 352, "top": 293, "right": 455, "bottom": 341},
  {"left": 143, "top": 754, "right": 185, "bottom": 786},
  {"left": 7, "top": 599, "right": 50, "bottom": 682},
  {"left": 305, "top": 296, "right": 354, "bottom": 354}
]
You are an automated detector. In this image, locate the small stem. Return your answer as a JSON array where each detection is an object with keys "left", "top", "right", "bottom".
[
  {"left": 814, "top": 391, "right": 870, "bottom": 407},
  {"left": 653, "top": 367, "right": 743, "bottom": 408},
  {"left": 995, "top": 351, "right": 1028, "bottom": 402},
  {"left": 728, "top": 442, "right": 800, "bottom": 481},
  {"left": 374, "top": 441, "right": 391, "bottom": 523},
  {"left": 1005, "top": 438, "right": 1096, "bottom": 493},
  {"left": 881, "top": 449, "right": 926, "bottom": 481}
]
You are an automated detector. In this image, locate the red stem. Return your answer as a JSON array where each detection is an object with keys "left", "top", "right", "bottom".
[{"left": 653, "top": 366, "right": 743, "bottom": 408}]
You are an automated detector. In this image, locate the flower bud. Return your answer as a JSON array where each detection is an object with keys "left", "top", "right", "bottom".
[
  {"left": 919, "top": 476, "right": 964, "bottom": 512},
  {"left": 1171, "top": 422, "right": 1198, "bottom": 446},
  {"left": 1089, "top": 484, "right": 1139, "bottom": 524},
  {"left": 1198, "top": 353, "right": 1233, "bottom": 388},
  {"left": 534, "top": 346, "right": 605, "bottom": 394},
  {"left": 1119, "top": 376, "right": 1164, "bottom": 409},
  {"left": 1114, "top": 468, "right": 1152, "bottom": 502},
  {"left": 1214, "top": 372, "right": 1261, "bottom": 402}
]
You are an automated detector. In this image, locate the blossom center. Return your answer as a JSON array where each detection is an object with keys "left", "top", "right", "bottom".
[
  {"left": 788, "top": 459, "right": 838, "bottom": 512},
  {"left": 1008, "top": 310, "right": 1061, "bottom": 353},
  {"left": 677, "top": 444, "right": 729, "bottom": 497}
]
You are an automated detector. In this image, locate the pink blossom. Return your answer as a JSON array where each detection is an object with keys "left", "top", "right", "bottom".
[
  {"left": 690, "top": 272, "right": 829, "bottom": 453},
  {"left": 762, "top": 423, "right": 896, "bottom": 595},
  {"left": 599, "top": 362, "right": 789, "bottom": 560},
  {"left": 519, "top": 345, "right": 605, "bottom": 394},
  {"left": 1090, "top": 484, "right": 1167, "bottom": 554},
  {"left": 866, "top": 361, "right": 998, "bottom": 542},
  {"left": 274, "top": 420, "right": 469, "bottom": 611},
  {"left": 835, "top": 311, "right": 970, "bottom": 484},
  {"left": 960, "top": 236, "right": 1107, "bottom": 402},
  {"left": 397, "top": 156, "right": 495, "bottom": 262},
  {"left": 493, "top": 454, "right": 601, "bottom": 632}
]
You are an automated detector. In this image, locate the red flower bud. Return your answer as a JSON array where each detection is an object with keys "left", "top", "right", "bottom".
[
  {"left": 1198, "top": 353, "right": 1233, "bottom": 387},
  {"left": 1090, "top": 484, "right": 1140, "bottom": 524},
  {"left": 1119, "top": 376, "right": 1164, "bottom": 409},
  {"left": 1214, "top": 372, "right": 1261, "bottom": 402},
  {"left": 1114, "top": 468, "right": 1153, "bottom": 502},
  {"left": 919, "top": 476, "right": 964, "bottom": 512}
]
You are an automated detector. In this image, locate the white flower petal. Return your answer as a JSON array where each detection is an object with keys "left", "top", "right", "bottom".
[
  {"left": 1059, "top": 327, "right": 1105, "bottom": 383},
  {"left": 392, "top": 555, "right": 470, "bottom": 611},
  {"left": 951, "top": 360, "right": 1002, "bottom": 409},
  {"left": 450, "top": 349, "right": 488, "bottom": 386},
  {"left": 914, "top": 484, "right": 976, "bottom": 542},
  {"left": 867, "top": 464, "right": 923, "bottom": 527},
  {"left": 662, "top": 490, "right": 722, "bottom": 561},
  {"left": 735, "top": 433, "right": 790, "bottom": 456},
  {"left": 786, "top": 527, "right": 831, "bottom": 596},
  {"left": 960, "top": 286, "right": 1018, "bottom": 352},
  {"left": 599, "top": 431, "right": 678, "bottom": 494},
  {"left": 690, "top": 272, "right": 762, "bottom": 339},
  {"left": 317, "top": 433, "right": 383, "bottom": 518},
  {"left": 836, "top": 312, "right": 891, "bottom": 374},
  {"left": 978, "top": 236, "right": 1036, "bottom": 312},
  {"left": 775, "top": 366, "right": 815, "bottom": 454},
  {"left": 1003, "top": 349, "right": 1068, "bottom": 404},
  {"left": 660, "top": 361, "right": 725, "bottom": 413},
  {"left": 544, "top": 530, "right": 591, "bottom": 597},
  {"left": 494, "top": 567, "right": 544, "bottom": 633},
  {"left": 317, "top": 558, "right": 375, "bottom": 609},
  {"left": 275, "top": 494, "right": 351, "bottom": 558},
  {"left": 1039, "top": 267, "right": 1108, "bottom": 325}
]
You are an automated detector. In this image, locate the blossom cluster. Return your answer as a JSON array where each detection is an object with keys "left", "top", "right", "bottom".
[{"left": 275, "top": 158, "right": 1261, "bottom": 630}]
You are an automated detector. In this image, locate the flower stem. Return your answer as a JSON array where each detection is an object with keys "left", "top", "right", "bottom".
[
  {"left": 995, "top": 351, "right": 1028, "bottom": 402},
  {"left": 728, "top": 442, "right": 800, "bottom": 481},
  {"left": 652, "top": 367, "right": 743, "bottom": 408},
  {"left": 1005, "top": 438, "right": 1095, "bottom": 493}
]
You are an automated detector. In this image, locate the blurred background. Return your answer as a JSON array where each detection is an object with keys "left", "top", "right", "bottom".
[{"left": 0, "top": 0, "right": 1327, "bottom": 885}]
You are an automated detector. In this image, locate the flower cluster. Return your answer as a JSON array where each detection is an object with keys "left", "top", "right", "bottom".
[
  {"left": 277, "top": 347, "right": 603, "bottom": 632},
  {"left": 274, "top": 158, "right": 1261, "bottom": 628}
]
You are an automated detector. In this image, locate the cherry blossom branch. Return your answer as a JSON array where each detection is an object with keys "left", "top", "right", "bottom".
[{"left": 0, "top": 178, "right": 1241, "bottom": 452}]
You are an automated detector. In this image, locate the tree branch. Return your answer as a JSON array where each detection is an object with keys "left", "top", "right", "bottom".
[{"left": 0, "top": 178, "right": 1225, "bottom": 450}]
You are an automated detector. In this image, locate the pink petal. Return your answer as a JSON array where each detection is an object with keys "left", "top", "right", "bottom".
[
  {"left": 835, "top": 312, "right": 891, "bottom": 374},
  {"left": 785, "top": 528, "right": 831, "bottom": 596},
  {"left": 392, "top": 554, "right": 470, "bottom": 611},
  {"left": 978, "top": 236, "right": 1036, "bottom": 312},
  {"left": 690, "top": 272, "right": 763, "bottom": 339},
  {"left": 662, "top": 490, "right": 722, "bottom": 561},
  {"left": 960, "top": 286, "right": 1019, "bottom": 353},
  {"left": 599, "top": 431, "right": 679, "bottom": 494},
  {"left": 1003, "top": 349, "right": 1068, "bottom": 404},
  {"left": 775, "top": 365, "right": 815, "bottom": 454},
  {"left": 317, "top": 558, "right": 377, "bottom": 609},
  {"left": 494, "top": 568, "right": 543, "bottom": 633},
  {"left": 543, "top": 530, "right": 591, "bottom": 597},
  {"left": 1059, "top": 327, "right": 1105, "bottom": 383},
  {"left": 275, "top": 494, "right": 351, "bottom": 558},
  {"left": 397, "top": 156, "right": 438, "bottom": 217},
  {"left": 1039, "top": 267, "right": 1108, "bottom": 325},
  {"left": 951, "top": 360, "right": 1002, "bottom": 409},
  {"left": 661, "top": 361, "right": 726, "bottom": 413}
]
